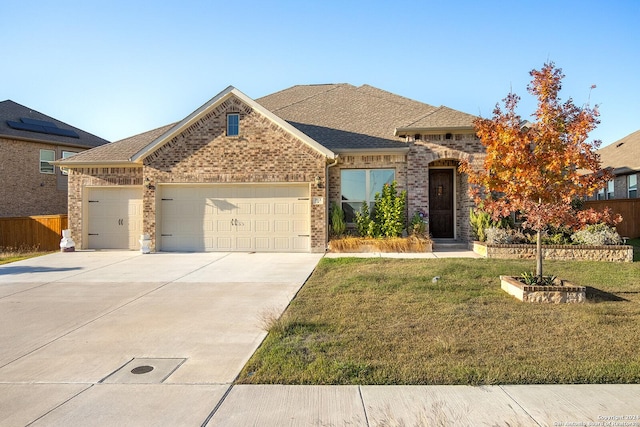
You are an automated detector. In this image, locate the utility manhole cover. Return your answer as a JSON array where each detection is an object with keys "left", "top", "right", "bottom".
[
  {"left": 101, "top": 358, "right": 186, "bottom": 384},
  {"left": 131, "top": 365, "right": 154, "bottom": 375}
]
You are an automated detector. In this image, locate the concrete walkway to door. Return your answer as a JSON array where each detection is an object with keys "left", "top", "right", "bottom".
[{"left": 0, "top": 250, "right": 322, "bottom": 426}]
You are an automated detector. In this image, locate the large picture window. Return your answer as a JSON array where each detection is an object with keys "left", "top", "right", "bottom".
[
  {"left": 341, "top": 169, "right": 395, "bottom": 222},
  {"left": 40, "top": 149, "right": 55, "bottom": 174}
]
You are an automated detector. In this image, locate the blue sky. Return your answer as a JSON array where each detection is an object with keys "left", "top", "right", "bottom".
[{"left": 3, "top": 0, "right": 638, "bottom": 146}]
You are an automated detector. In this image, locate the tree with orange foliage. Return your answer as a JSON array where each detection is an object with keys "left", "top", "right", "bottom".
[{"left": 461, "top": 62, "right": 618, "bottom": 280}]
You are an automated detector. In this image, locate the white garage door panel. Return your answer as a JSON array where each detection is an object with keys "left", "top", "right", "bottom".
[
  {"left": 87, "top": 187, "right": 143, "bottom": 250},
  {"left": 159, "top": 184, "right": 310, "bottom": 252}
]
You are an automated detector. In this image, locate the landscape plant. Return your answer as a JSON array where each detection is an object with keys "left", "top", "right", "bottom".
[
  {"left": 354, "top": 181, "right": 407, "bottom": 238},
  {"left": 409, "top": 209, "right": 427, "bottom": 236},
  {"left": 460, "top": 62, "right": 619, "bottom": 281},
  {"left": 330, "top": 203, "right": 346, "bottom": 237}
]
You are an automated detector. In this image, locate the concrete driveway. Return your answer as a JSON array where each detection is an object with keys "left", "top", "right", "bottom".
[{"left": 0, "top": 251, "right": 322, "bottom": 426}]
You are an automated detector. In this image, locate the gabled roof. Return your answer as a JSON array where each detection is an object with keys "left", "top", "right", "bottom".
[
  {"left": 59, "top": 86, "right": 335, "bottom": 167},
  {"left": 131, "top": 86, "right": 334, "bottom": 162},
  {"left": 394, "top": 106, "right": 477, "bottom": 135},
  {"left": 0, "top": 100, "right": 109, "bottom": 148},
  {"left": 597, "top": 129, "right": 640, "bottom": 174},
  {"left": 257, "top": 84, "right": 439, "bottom": 152}
]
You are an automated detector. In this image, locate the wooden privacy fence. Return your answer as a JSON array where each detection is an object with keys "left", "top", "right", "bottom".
[
  {"left": 0, "top": 214, "right": 68, "bottom": 251},
  {"left": 584, "top": 199, "right": 640, "bottom": 239}
]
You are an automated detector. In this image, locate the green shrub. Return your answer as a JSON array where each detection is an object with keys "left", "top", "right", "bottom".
[
  {"left": 373, "top": 181, "right": 406, "bottom": 238},
  {"left": 409, "top": 210, "right": 427, "bottom": 236},
  {"left": 355, "top": 202, "right": 375, "bottom": 237},
  {"left": 354, "top": 181, "right": 406, "bottom": 238},
  {"left": 571, "top": 223, "right": 622, "bottom": 246},
  {"left": 330, "top": 203, "right": 346, "bottom": 237},
  {"left": 470, "top": 208, "right": 512, "bottom": 242}
]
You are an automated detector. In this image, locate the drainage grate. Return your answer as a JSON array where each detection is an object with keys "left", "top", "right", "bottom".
[{"left": 101, "top": 358, "right": 186, "bottom": 384}]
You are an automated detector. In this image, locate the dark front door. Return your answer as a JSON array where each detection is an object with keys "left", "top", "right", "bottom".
[{"left": 429, "top": 169, "right": 454, "bottom": 238}]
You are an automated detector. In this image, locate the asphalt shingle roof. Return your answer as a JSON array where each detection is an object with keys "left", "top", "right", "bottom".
[
  {"left": 597, "top": 129, "right": 640, "bottom": 174},
  {"left": 401, "top": 106, "right": 477, "bottom": 129},
  {"left": 257, "top": 84, "right": 441, "bottom": 151},
  {"left": 61, "top": 123, "right": 176, "bottom": 164},
  {"left": 59, "top": 84, "right": 480, "bottom": 163},
  {"left": 0, "top": 100, "right": 109, "bottom": 148}
]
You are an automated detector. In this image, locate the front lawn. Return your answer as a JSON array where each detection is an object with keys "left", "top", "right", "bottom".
[{"left": 238, "top": 258, "right": 640, "bottom": 385}]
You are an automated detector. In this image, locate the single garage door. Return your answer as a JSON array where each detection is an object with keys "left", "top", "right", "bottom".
[
  {"left": 86, "top": 187, "right": 144, "bottom": 249},
  {"left": 159, "top": 184, "right": 310, "bottom": 252}
]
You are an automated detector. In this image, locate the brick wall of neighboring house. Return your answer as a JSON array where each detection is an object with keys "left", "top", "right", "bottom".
[
  {"left": 0, "top": 137, "right": 79, "bottom": 217},
  {"left": 142, "top": 96, "right": 328, "bottom": 252},
  {"left": 67, "top": 167, "right": 143, "bottom": 249}
]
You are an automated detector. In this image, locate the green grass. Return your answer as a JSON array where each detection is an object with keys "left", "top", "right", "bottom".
[
  {"left": 0, "top": 249, "right": 52, "bottom": 265},
  {"left": 238, "top": 257, "right": 640, "bottom": 385}
]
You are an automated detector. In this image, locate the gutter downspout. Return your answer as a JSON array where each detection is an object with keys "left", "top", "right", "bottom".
[{"left": 325, "top": 156, "right": 340, "bottom": 251}]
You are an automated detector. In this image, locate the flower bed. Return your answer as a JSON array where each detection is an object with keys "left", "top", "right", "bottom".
[
  {"left": 328, "top": 236, "right": 432, "bottom": 253},
  {"left": 472, "top": 242, "right": 633, "bottom": 262}
]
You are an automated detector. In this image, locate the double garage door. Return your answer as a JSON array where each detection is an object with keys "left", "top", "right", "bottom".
[
  {"left": 159, "top": 184, "right": 310, "bottom": 252},
  {"left": 86, "top": 184, "right": 310, "bottom": 252}
]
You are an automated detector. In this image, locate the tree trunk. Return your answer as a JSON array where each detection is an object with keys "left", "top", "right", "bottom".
[{"left": 536, "top": 229, "right": 543, "bottom": 279}]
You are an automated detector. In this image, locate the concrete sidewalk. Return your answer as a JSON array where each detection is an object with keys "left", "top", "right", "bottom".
[{"left": 206, "top": 384, "right": 640, "bottom": 426}]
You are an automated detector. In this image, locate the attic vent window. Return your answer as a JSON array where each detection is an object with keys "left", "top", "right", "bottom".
[
  {"left": 227, "top": 113, "right": 239, "bottom": 136},
  {"left": 7, "top": 118, "right": 80, "bottom": 138}
]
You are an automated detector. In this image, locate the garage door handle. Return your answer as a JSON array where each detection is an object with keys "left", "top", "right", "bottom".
[
  {"left": 161, "top": 234, "right": 172, "bottom": 237},
  {"left": 88, "top": 200, "right": 99, "bottom": 203},
  {"left": 89, "top": 233, "right": 99, "bottom": 236},
  {"left": 161, "top": 198, "right": 173, "bottom": 201}
]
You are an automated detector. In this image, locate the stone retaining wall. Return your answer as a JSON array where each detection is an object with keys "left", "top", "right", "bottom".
[{"left": 472, "top": 242, "right": 633, "bottom": 262}]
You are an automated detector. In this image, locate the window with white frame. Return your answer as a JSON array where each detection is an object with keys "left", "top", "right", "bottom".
[
  {"left": 596, "top": 187, "right": 605, "bottom": 200},
  {"left": 606, "top": 179, "right": 615, "bottom": 199},
  {"left": 227, "top": 113, "right": 239, "bottom": 136},
  {"left": 341, "top": 169, "right": 395, "bottom": 222},
  {"left": 628, "top": 174, "right": 638, "bottom": 198},
  {"left": 60, "top": 151, "right": 75, "bottom": 175},
  {"left": 39, "top": 149, "right": 55, "bottom": 174}
]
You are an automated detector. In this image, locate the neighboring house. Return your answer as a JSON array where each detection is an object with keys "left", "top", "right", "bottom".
[
  {"left": 0, "top": 100, "right": 110, "bottom": 217},
  {"left": 590, "top": 129, "right": 640, "bottom": 200},
  {"left": 56, "top": 84, "right": 485, "bottom": 253}
]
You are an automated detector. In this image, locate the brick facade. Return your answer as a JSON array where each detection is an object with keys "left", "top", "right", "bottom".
[
  {"left": 0, "top": 137, "right": 81, "bottom": 217},
  {"left": 329, "top": 132, "right": 484, "bottom": 242},
  {"left": 67, "top": 167, "right": 143, "bottom": 249},
  {"left": 67, "top": 96, "right": 328, "bottom": 252}
]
